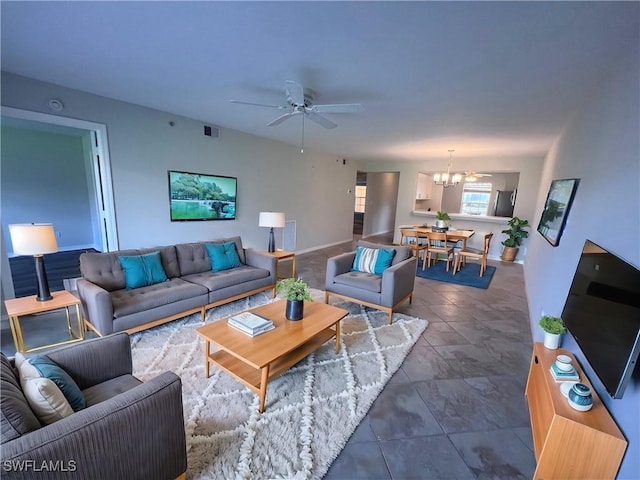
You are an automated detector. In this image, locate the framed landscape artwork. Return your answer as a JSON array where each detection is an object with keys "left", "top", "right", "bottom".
[
  {"left": 537, "top": 178, "right": 580, "bottom": 246},
  {"left": 168, "top": 170, "right": 237, "bottom": 221}
]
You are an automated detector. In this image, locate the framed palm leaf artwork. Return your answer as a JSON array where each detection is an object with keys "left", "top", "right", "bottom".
[{"left": 537, "top": 178, "right": 580, "bottom": 246}]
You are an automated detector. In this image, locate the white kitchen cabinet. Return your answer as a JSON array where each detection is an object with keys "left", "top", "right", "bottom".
[{"left": 416, "top": 173, "right": 432, "bottom": 199}]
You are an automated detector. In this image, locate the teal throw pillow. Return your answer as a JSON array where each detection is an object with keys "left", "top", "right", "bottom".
[
  {"left": 118, "top": 251, "right": 168, "bottom": 289},
  {"left": 352, "top": 246, "right": 396, "bottom": 275},
  {"left": 28, "top": 355, "right": 86, "bottom": 412},
  {"left": 206, "top": 242, "right": 242, "bottom": 272}
]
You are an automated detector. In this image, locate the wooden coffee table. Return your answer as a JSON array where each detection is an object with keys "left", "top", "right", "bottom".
[{"left": 196, "top": 299, "right": 348, "bottom": 413}]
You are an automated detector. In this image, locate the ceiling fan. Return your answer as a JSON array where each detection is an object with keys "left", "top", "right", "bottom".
[
  {"left": 230, "top": 80, "right": 364, "bottom": 133},
  {"left": 464, "top": 172, "right": 493, "bottom": 182}
]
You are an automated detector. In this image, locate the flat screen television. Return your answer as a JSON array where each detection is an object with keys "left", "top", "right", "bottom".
[
  {"left": 168, "top": 170, "right": 237, "bottom": 221},
  {"left": 561, "top": 240, "right": 640, "bottom": 399}
]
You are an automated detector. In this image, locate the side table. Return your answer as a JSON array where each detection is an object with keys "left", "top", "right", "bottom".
[
  {"left": 263, "top": 250, "right": 296, "bottom": 279},
  {"left": 4, "top": 290, "right": 84, "bottom": 353}
]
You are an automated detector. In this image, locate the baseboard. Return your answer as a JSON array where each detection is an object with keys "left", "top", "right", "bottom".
[
  {"left": 295, "top": 238, "right": 354, "bottom": 255},
  {"left": 365, "top": 229, "right": 393, "bottom": 237},
  {"left": 487, "top": 253, "right": 524, "bottom": 264}
]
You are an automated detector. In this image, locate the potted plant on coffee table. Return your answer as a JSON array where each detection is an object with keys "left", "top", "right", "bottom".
[
  {"left": 277, "top": 277, "right": 313, "bottom": 321},
  {"left": 539, "top": 315, "right": 567, "bottom": 349},
  {"left": 501, "top": 216, "right": 529, "bottom": 262}
]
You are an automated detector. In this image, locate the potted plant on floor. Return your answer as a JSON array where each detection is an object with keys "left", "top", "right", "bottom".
[
  {"left": 500, "top": 216, "right": 529, "bottom": 262},
  {"left": 435, "top": 211, "right": 450, "bottom": 229},
  {"left": 277, "top": 277, "right": 313, "bottom": 320},
  {"left": 539, "top": 315, "right": 567, "bottom": 349}
]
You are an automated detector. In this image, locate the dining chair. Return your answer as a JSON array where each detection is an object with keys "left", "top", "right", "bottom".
[
  {"left": 399, "top": 227, "right": 418, "bottom": 245},
  {"left": 424, "top": 231, "right": 455, "bottom": 271},
  {"left": 400, "top": 228, "right": 428, "bottom": 269},
  {"left": 446, "top": 237, "right": 462, "bottom": 250},
  {"left": 454, "top": 232, "right": 493, "bottom": 277}
]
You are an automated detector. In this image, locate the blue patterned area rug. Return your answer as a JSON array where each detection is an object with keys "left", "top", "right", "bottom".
[{"left": 416, "top": 260, "right": 496, "bottom": 289}]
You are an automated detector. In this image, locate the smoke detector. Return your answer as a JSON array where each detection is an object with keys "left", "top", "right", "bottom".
[{"left": 47, "top": 99, "right": 64, "bottom": 111}]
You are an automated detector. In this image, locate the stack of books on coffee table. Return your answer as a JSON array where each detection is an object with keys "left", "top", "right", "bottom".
[{"left": 228, "top": 311, "right": 274, "bottom": 337}]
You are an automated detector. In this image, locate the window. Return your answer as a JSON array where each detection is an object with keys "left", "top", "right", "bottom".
[
  {"left": 354, "top": 185, "right": 366, "bottom": 213},
  {"left": 461, "top": 182, "right": 491, "bottom": 215}
]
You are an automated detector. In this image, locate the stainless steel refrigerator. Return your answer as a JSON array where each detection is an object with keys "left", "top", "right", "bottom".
[{"left": 493, "top": 190, "right": 516, "bottom": 217}]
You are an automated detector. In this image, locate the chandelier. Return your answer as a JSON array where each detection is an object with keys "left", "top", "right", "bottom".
[{"left": 433, "top": 149, "right": 462, "bottom": 188}]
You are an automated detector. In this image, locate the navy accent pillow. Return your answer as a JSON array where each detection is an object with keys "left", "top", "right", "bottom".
[
  {"left": 28, "top": 355, "right": 86, "bottom": 412},
  {"left": 352, "top": 247, "right": 396, "bottom": 275},
  {"left": 118, "top": 251, "right": 168, "bottom": 289},
  {"left": 205, "top": 242, "right": 242, "bottom": 272}
]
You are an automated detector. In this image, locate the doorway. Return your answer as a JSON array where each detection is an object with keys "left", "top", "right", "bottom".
[
  {"left": 353, "top": 171, "right": 367, "bottom": 237},
  {"left": 352, "top": 171, "right": 400, "bottom": 241},
  {"left": 1, "top": 107, "right": 118, "bottom": 302}
]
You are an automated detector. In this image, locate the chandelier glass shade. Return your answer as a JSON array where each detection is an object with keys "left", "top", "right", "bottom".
[{"left": 433, "top": 150, "right": 462, "bottom": 188}]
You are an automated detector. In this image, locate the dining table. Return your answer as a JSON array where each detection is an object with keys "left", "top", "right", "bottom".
[{"left": 411, "top": 226, "right": 476, "bottom": 250}]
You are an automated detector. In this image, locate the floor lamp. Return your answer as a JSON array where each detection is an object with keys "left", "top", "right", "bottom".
[
  {"left": 9, "top": 223, "right": 58, "bottom": 301},
  {"left": 258, "top": 212, "right": 286, "bottom": 253}
]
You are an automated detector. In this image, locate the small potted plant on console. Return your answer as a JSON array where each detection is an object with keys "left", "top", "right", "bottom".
[
  {"left": 539, "top": 314, "right": 567, "bottom": 349},
  {"left": 277, "top": 277, "right": 313, "bottom": 320}
]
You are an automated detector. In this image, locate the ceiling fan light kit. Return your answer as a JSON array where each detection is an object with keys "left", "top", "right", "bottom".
[
  {"left": 230, "top": 80, "right": 363, "bottom": 153},
  {"left": 465, "top": 172, "right": 492, "bottom": 182}
]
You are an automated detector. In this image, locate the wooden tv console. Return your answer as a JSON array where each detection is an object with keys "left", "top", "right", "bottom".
[{"left": 525, "top": 342, "right": 627, "bottom": 479}]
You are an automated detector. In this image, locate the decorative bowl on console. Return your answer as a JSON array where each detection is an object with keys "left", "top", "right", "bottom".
[{"left": 568, "top": 383, "right": 593, "bottom": 411}]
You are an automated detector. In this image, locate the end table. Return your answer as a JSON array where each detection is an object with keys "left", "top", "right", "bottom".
[
  {"left": 263, "top": 250, "right": 296, "bottom": 279},
  {"left": 4, "top": 290, "right": 84, "bottom": 353}
]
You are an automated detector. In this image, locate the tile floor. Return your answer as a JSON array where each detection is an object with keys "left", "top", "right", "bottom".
[
  {"left": 297, "top": 235, "right": 536, "bottom": 479},
  {"left": 1, "top": 234, "right": 537, "bottom": 479}
]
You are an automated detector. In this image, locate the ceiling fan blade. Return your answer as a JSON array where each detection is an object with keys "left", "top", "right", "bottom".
[
  {"left": 311, "top": 103, "right": 364, "bottom": 114},
  {"left": 285, "top": 80, "right": 305, "bottom": 106},
  {"left": 230, "top": 99, "right": 286, "bottom": 109},
  {"left": 267, "top": 112, "right": 298, "bottom": 127},
  {"left": 306, "top": 111, "right": 337, "bottom": 129}
]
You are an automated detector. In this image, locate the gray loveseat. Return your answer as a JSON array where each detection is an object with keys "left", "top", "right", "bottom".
[
  {"left": 1, "top": 333, "right": 186, "bottom": 480},
  {"left": 325, "top": 240, "right": 417, "bottom": 324},
  {"left": 77, "top": 236, "right": 276, "bottom": 336}
]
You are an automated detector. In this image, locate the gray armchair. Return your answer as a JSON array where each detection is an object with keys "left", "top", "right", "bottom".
[
  {"left": 1, "top": 333, "right": 186, "bottom": 480},
  {"left": 325, "top": 241, "right": 417, "bottom": 324}
]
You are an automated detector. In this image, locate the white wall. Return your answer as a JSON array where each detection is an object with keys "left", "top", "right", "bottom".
[
  {"left": 360, "top": 156, "right": 544, "bottom": 260},
  {"left": 1, "top": 72, "right": 357, "bottom": 253},
  {"left": 524, "top": 51, "right": 639, "bottom": 478},
  {"left": 362, "top": 171, "right": 399, "bottom": 237}
]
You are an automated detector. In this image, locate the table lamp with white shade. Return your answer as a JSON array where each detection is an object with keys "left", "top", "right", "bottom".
[
  {"left": 258, "top": 212, "right": 285, "bottom": 253},
  {"left": 9, "top": 223, "right": 58, "bottom": 301}
]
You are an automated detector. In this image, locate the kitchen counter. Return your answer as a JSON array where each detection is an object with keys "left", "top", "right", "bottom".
[{"left": 412, "top": 210, "right": 513, "bottom": 224}]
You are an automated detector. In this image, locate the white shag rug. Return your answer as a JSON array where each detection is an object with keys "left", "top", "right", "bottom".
[{"left": 130, "top": 290, "right": 428, "bottom": 479}]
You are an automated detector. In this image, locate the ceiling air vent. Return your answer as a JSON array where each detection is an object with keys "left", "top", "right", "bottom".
[{"left": 203, "top": 125, "right": 220, "bottom": 139}]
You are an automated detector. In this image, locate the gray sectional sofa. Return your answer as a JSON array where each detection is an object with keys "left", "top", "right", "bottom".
[{"left": 77, "top": 236, "right": 276, "bottom": 336}]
